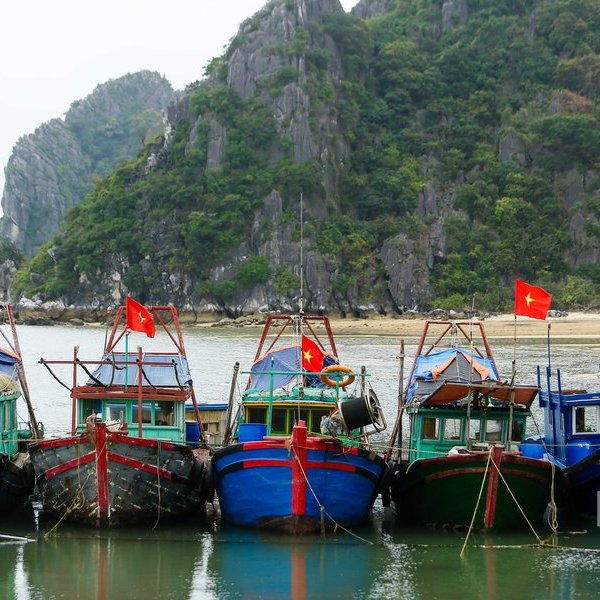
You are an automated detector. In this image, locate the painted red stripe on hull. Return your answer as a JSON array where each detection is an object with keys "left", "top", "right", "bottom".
[
  {"left": 108, "top": 452, "right": 174, "bottom": 481},
  {"left": 240, "top": 459, "right": 357, "bottom": 473},
  {"left": 96, "top": 423, "right": 110, "bottom": 521},
  {"left": 35, "top": 436, "right": 90, "bottom": 451},
  {"left": 292, "top": 423, "right": 307, "bottom": 517},
  {"left": 424, "top": 466, "right": 549, "bottom": 487},
  {"left": 108, "top": 433, "right": 180, "bottom": 452},
  {"left": 484, "top": 446, "right": 503, "bottom": 528},
  {"left": 42, "top": 451, "right": 95, "bottom": 479},
  {"left": 242, "top": 438, "right": 359, "bottom": 455}
]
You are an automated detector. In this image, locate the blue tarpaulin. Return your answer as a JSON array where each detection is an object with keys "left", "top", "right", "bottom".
[
  {"left": 0, "top": 347, "right": 20, "bottom": 379},
  {"left": 88, "top": 352, "right": 193, "bottom": 387},
  {"left": 407, "top": 348, "right": 499, "bottom": 404},
  {"left": 250, "top": 346, "right": 300, "bottom": 391}
]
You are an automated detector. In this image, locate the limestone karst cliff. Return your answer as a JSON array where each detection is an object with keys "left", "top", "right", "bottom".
[
  {"left": 0, "top": 71, "right": 174, "bottom": 256},
  {"left": 7, "top": 0, "right": 600, "bottom": 317}
]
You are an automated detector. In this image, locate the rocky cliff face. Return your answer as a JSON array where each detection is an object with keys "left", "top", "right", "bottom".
[{"left": 0, "top": 71, "right": 174, "bottom": 256}]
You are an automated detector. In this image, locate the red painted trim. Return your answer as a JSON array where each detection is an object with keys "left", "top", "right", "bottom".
[
  {"left": 42, "top": 451, "right": 95, "bottom": 479},
  {"left": 243, "top": 459, "right": 292, "bottom": 468},
  {"left": 424, "top": 467, "right": 488, "bottom": 482},
  {"left": 291, "top": 422, "right": 307, "bottom": 516},
  {"left": 108, "top": 432, "right": 180, "bottom": 451},
  {"left": 95, "top": 422, "right": 110, "bottom": 521},
  {"left": 306, "top": 461, "right": 356, "bottom": 473},
  {"left": 484, "top": 446, "right": 503, "bottom": 529},
  {"left": 36, "top": 436, "right": 89, "bottom": 450},
  {"left": 242, "top": 436, "right": 358, "bottom": 454},
  {"left": 108, "top": 452, "right": 174, "bottom": 481}
]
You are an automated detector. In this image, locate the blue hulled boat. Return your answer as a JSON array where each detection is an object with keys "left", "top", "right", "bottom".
[
  {"left": 211, "top": 314, "right": 387, "bottom": 533},
  {"left": 535, "top": 365, "right": 600, "bottom": 520}
]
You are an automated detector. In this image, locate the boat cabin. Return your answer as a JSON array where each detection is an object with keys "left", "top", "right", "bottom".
[
  {"left": 239, "top": 386, "right": 344, "bottom": 437},
  {"left": 538, "top": 366, "right": 600, "bottom": 467},
  {"left": 68, "top": 349, "right": 194, "bottom": 444},
  {"left": 407, "top": 405, "right": 529, "bottom": 462}
]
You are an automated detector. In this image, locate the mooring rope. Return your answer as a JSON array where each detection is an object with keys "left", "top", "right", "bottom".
[
  {"left": 460, "top": 450, "right": 492, "bottom": 558},
  {"left": 291, "top": 445, "right": 375, "bottom": 546},
  {"left": 44, "top": 436, "right": 103, "bottom": 538},
  {"left": 489, "top": 452, "right": 544, "bottom": 545}
]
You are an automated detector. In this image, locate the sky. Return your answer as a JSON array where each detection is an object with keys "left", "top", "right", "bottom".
[{"left": 0, "top": 0, "right": 359, "bottom": 196}]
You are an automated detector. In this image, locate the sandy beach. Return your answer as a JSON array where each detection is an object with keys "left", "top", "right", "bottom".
[
  {"left": 324, "top": 312, "right": 600, "bottom": 339},
  {"left": 198, "top": 311, "right": 600, "bottom": 340}
]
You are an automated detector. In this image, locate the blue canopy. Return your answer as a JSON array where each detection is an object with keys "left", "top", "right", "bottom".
[
  {"left": 0, "top": 347, "right": 20, "bottom": 379},
  {"left": 88, "top": 352, "right": 192, "bottom": 387},
  {"left": 407, "top": 348, "right": 499, "bottom": 404},
  {"left": 250, "top": 346, "right": 300, "bottom": 391}
]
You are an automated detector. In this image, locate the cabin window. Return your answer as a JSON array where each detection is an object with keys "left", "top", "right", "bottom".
[
  {"left": 155, "top": 401, "right": 175, "bottom": 426},
  {"left": 574, "top": 406, "right": 599, "bottom": 434},
  {"left": 311, "top": 409, "right": 331, "bottom": 434},
  {"left": 2, "top": 403, "right": 8, "bottom": 432},
  {"left": 469, "top": 419, "right": 481, "bottom": 441},
  {"left": 271, "top": 408, "right": 287, "bottom": 433},
  {"left": 423, "top": 417, "right": 440, "bottom": 440},
  {"left": 246, "top": 406, "right": 267, "bottom": 424},
  {"left": 105, "top": 403, "right": 126, "bottom": 423},
  {"left": 80, "top": 399, "right": 95, "bottom": 421},
  {"left": 511, "top": 420, "right": 524, "bottom": 442},
  {"left": 442, "top": 419, "right": 462, "bottom": 441},
  {"left": 290, "top": 408, "right": 309, "bottom": 427},
  {"left": 485, "top": 419, "right": 503, "bottom": 442},
  {"left": 131, "top": 401, "right": 153, "bottom": 424}
]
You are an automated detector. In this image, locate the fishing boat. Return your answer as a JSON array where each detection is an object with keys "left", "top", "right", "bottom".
[
  {"left": 211, "top": 314, "right": 387, "bottom": 533},
  {"left": 28, "top": 302, "right": 208, "bottom": 527},
  {"left": 0, "top": 304, "right": 41, "bottom": 514},
  {"left": 532, "top": 365, "right": 600, "bottom": 520},
  {"left": 388, "top": 320, "right": 558, "bottom": 530}
]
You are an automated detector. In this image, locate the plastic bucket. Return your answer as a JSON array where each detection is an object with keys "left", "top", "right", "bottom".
[
  {"left": 519, "top": 439, "right": 545, "bottom": 459},
  {"left": 238, "top": 423, "right": 267, "bottom": 442},
  {"left": 185, "top": 421, "right": 201, "bottom": 448}
]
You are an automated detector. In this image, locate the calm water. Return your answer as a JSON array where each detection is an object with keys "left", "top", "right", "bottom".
[{"left": 2, "top": 324, "right": 600, "bottom": 599}]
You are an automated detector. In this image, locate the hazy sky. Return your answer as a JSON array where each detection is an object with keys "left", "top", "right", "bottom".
[{"left": 0, "top": 0, "right": 359, "bottom": 196}]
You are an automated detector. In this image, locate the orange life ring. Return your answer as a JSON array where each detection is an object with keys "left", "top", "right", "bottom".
[{"left": 319, "top": 365, "right": 355, "bottom": 388}]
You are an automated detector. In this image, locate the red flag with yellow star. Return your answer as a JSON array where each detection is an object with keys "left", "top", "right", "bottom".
[
  {"left": 514, "top": 280, "right": 552, "bottom": 320},
  {"left": 301, "top": 335, "right": 324, "bottom": 372},
  {"left": 126, "top": 296, "right": 156, "bottom": 337}
]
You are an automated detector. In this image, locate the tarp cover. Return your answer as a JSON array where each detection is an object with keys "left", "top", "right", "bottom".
[
  {"left": 250, "top": 346, "right": 300, "bottom": 391},
  {"left": 0, "top": 347, "right": 20, "bottom": 379},
  {"left": 88, "top": 352, "right": 192, "bottom": 387},
  {"left": 407, "top": 348, "right": 499, "bottom": 404}
]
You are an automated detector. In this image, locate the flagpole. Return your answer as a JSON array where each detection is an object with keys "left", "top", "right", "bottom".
[
  {"left": 125, "top": 330, "right": 129, "bottom": 391},
  {"left": 547, "top": 320, "right": 552, "bottom": 372}
]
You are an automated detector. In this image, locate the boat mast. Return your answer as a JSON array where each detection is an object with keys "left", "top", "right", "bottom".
[{"left": 1, "top": 305, "right": 41, "bottom": 439}]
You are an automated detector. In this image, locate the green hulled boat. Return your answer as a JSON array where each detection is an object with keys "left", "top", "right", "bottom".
[{"left": 389, "top": 320, "right": 559, "bottom": 531}]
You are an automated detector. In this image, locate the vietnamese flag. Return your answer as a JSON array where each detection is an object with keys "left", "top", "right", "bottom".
[
  {"left": 514, "top": 280, "right": 552, "bottom": 320},
  {"left": 125, "top": 296, "right": 156, "bottom": 337},
  {"left": 301, "top": 335, "right": 325, "bottom": 372}
]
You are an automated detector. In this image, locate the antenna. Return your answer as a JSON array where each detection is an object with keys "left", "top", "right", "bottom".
[{"left": 299, "top": 193, "right": 304, "bottom": 315}]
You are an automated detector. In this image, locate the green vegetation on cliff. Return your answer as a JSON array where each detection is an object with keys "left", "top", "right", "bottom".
[{"left": 13, "top": 0, "right": 600, "bottom": 312}]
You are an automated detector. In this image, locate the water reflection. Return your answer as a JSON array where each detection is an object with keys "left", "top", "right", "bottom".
[{"left": 207, "top": 525, "right": 386, "bottom": 599}]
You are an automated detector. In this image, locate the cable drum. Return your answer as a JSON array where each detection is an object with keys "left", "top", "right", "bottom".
[{"left": 338, "top": 389, "right": 386, "bottom": 431}]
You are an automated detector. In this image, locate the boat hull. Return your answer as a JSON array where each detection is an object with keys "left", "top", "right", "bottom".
[
  {"left": 391, "top": 448, "right": 557, "bottom": 530},
  {"left": 29, "top": 422, "right": 206, "bottom": 526},
  {"left": 0, "top": 453, "right": 35, "bottom": 513},
  {"left": 212, "top": 432, "right": 386, "bottom": 533},
  {"left": 564, "top": 447, "right": 600, "bottom": 520}
]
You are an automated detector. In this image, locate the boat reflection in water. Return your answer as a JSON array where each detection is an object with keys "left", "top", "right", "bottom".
[
  {"left": 18, "top": 522, "right": 205, "bottom": 599},
  {"left": 207, "top": 525, "right": 380, "bottom": 599}
]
